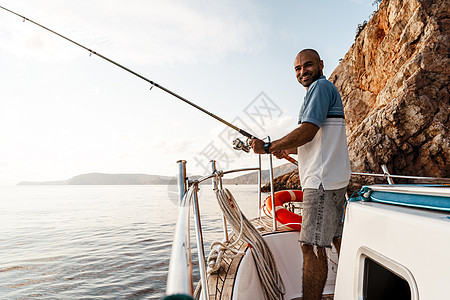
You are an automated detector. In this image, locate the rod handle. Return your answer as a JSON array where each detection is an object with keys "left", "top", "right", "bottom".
[
  {"left": 238, "top": 129, "right": 257, "bottom": 139},
  {"left": 284, "top": 155, "right": 298, "bottom": 166}
]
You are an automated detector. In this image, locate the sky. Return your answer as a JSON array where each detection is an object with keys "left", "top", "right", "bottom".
[{"left": 0, "top": 0, "right": 376, "bottom": 185}]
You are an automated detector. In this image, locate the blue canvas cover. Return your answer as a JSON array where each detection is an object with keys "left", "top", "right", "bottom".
[{"left": 350, "top": 185, "right": 450, "bottom": 212}]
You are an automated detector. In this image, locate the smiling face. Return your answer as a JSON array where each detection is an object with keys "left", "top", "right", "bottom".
[{"left": 294, "top": 49, "right": 324, "bottom": 89}]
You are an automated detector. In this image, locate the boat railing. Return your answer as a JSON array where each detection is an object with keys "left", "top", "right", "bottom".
[
  {"left": 351, "top": 164, "right": 450, "bottom": 185},
  {"left": 166, "top": 154, "right": 277, "bottom": 299}
]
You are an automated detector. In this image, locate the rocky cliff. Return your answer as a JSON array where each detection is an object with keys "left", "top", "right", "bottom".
[{"left": 265, "top": 0, "right": 449, "bottom": 192}]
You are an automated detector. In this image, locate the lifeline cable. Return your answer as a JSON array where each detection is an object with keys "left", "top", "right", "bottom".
[{"left": 0, "top": 5, "right": 299, "bottom": 166}]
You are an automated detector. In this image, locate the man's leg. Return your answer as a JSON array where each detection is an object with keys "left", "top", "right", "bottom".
[
  {"left": 301, "top": 244, "right": 328, "bottom": 300},
  {"left": 332, "top": 237, "right": 342, "bottom": 257}
]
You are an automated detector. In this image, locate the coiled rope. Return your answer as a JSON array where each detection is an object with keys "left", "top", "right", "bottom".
[
  {"left": 206, "top": 241, "right": 245, "bottom": 274},
  {"left": 208, "top": 174, "right": 285, "bottom": 300}
]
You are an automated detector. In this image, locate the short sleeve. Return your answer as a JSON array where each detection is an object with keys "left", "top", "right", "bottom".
[{"left": 299, "top": 81, "right": 332, "bottom": 128}]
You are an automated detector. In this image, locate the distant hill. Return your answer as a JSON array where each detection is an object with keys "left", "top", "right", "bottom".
[
  {"left": 17, "top": 164, "right": 297, "bottom": 186},
  {"left": 224, "top": 163, "right": 296, "bottom": 185},
  {"left": 18, "top": 173, "right": 175, "bottom": 185},
  {"left": 18, "top": 179, "right": 70, "bottom": 185}
]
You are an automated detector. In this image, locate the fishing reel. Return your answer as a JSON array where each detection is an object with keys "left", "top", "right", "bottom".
[{"left": 232, "top": 138, "right": 251, "bottom": 153}]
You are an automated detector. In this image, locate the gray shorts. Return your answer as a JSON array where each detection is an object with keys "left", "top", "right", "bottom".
[{"left": 299, "top": 184, "right": 347, "bottom": 248}]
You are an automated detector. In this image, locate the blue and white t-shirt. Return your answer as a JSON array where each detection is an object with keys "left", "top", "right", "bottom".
[{"left": 298, "top": 76, "right": 351, "bottom": 190}]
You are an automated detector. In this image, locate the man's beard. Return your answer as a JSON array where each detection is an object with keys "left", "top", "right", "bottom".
[{"left": 300, "top": 69, "right": 322, "bottom": 87}]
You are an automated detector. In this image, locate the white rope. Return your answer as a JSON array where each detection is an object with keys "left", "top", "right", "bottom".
[
  {"left": 207, "top": 241, "right": 245, "bottom": 274},
  {"left": 210, "top": 174, "right": 285, "bottom": 300}
]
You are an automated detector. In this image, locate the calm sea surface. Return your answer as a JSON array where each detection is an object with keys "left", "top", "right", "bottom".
[{"left": 0, "top": 185, "right": 260, "bottom": 299}]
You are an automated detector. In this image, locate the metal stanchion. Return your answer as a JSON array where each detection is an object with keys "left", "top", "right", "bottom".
[
  {"left": 267, "top": 137, "right": 277, "bottom": 231},
  {"left": 192, "top": 185, "right": 209, "bottom": 300},
  {"left": 211, "top": 160, "right": 228, "bottom": 242}
]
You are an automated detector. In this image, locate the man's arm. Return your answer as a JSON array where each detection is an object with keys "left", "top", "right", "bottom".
[
  {"left": 271, "top": 122, "right": 319, "bottom": 151},
  {"left": 287, "top": 148, "right": 298, "bottom": 155},
  {"left": 250, "top": 122, "right": 319, "bottom": 154}
]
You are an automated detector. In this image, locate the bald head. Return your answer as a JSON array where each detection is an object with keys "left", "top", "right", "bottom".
[
  {"left": 294, "top": 49, "right": 324, "bottom": 89},
  {"left": 297, "top": 49, "right": 321, "bottom": 63}
]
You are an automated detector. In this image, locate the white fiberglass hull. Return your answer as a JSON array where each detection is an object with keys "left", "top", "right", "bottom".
[{"left": 335, "top": 200, "right": 450, "bottom": 299}]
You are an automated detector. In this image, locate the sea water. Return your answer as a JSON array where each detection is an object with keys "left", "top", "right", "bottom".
[{"left": 0, "top": 185, "right": 260, "bottom": 299}]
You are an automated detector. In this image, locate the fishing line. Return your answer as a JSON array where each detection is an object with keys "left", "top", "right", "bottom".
[{"left": 0, "top": 5, "right": 298, "bottom": 166}]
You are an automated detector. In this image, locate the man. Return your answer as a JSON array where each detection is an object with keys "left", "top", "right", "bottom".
[{"left": 250, "top": 49, "right": 350, "bottom": 300}]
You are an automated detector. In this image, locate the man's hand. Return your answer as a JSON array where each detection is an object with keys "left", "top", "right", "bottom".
[
  {"left": 272, "top": 150, "right": 289, "bottom": 159},
  {"left": 249, "top": 138, "right": 265, "bottom": 154}
]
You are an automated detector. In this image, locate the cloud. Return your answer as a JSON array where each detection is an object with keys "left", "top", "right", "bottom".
[
  {"left": 0, "top": 0, "right": 267, "bottom": 65},
  {"left": 154, "top": 135, "right": 195, "bottom": 155}
]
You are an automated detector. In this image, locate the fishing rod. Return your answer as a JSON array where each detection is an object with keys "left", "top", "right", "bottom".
[{"left": 0, "top": 5, "right": 298, "bottom": 166}]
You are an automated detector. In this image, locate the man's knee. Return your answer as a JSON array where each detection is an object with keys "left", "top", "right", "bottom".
[
  {"left": 333, "top": 237, "right": 341, "bottom": 245},
  {"left": 301, "top": 244, "right": 326, "bottom": 260},
  {"left": 301, "top": 243, "right": 313, "bottom": 252},
  {"left": 332, "top": 237, "right": 342, "bottom": 254}
]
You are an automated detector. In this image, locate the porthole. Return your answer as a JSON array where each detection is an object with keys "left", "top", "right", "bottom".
[{"left": 357, "top": 247, "right": 418, "bottom": 300}]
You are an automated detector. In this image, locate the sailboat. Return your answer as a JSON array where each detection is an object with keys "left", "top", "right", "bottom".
[{"left": 165, "top": 155, "right": 450, "bottom": 299}]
